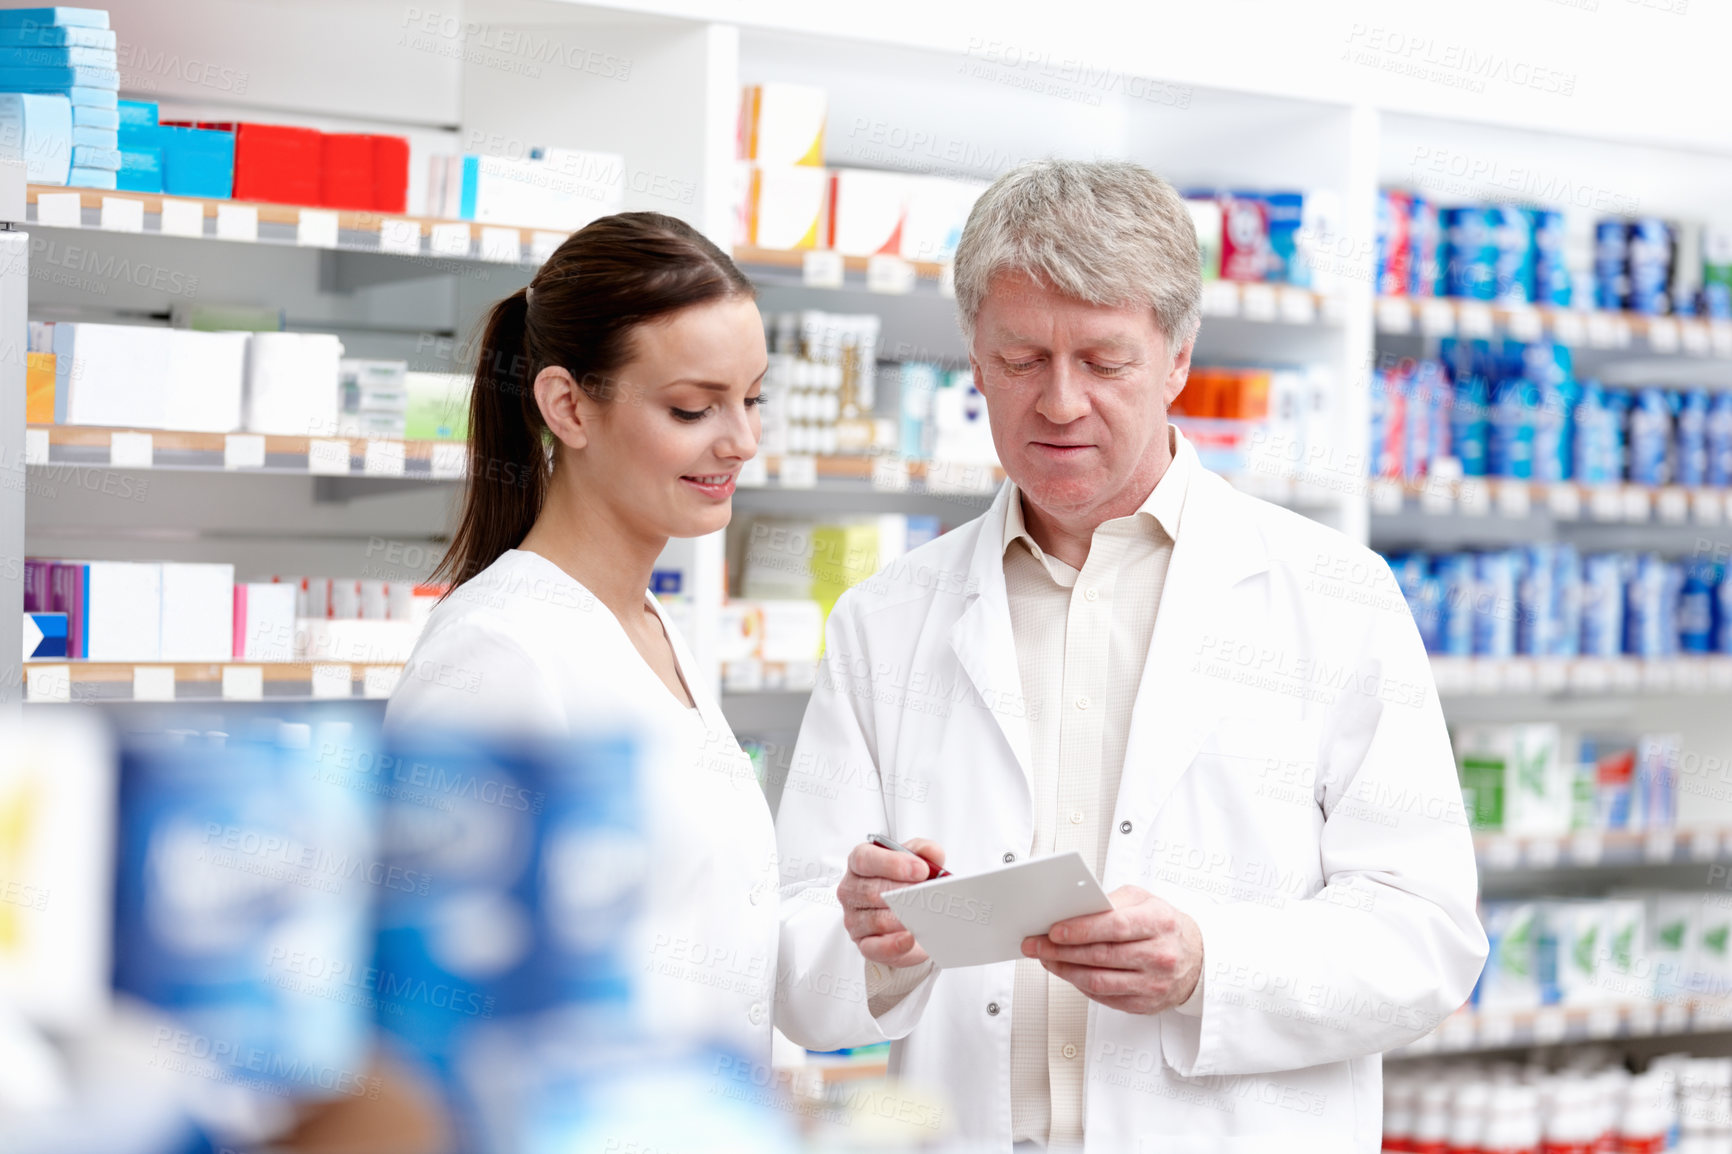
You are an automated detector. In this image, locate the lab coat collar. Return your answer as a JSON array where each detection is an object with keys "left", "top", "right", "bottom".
[{"left": 948, "top": 427, "right": 1270, "bottom": 798}]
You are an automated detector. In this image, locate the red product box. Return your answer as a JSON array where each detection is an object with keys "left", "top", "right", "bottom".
[
  {"left": 1379, "top": 189, "right": 1414, "bottom": 297},
  {"left": 231, "top": 122, "right": 322, "bottom": 206},
  {"left": 1218, "top": 192, "right": 1270, "bottom": 282},
  {"left": 321, "top": 132, "right": 374, "bottom": 211},
  {"left": 372, "top": 135, "right": 408, "bottom": 214}
]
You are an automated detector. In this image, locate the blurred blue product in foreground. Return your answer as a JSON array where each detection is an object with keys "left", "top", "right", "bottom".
[{"left": 113, "top": 714, "right": 380, "bottom": 1101}]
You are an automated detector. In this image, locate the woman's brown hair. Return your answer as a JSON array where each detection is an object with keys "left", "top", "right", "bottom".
[{"left": 433, "top": 212, "right": 754, "bottom": 591}]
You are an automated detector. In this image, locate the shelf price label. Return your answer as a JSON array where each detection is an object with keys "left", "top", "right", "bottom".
[
  {"left": 308, "top": 439, "right": 351, "bottom": 475},
  {"left": 311, "top": 664, "right": 354, "bottom": 699},
  {"left": 1276, "top": 287, "right": 1315, "bottom": 324},
  {"left": 1657, "top": 487, "right": 1689, "bottom": 524},
  {"left": 1533, "top": 1007, "right": 1568, "bottom": 1044},
  {"left": 1588, "top": 486, "right": 1622, "bottom": 521},
  {"left": 109, "top": 431, "right": 153, "bottom": 469},
  {"left": 221, "top": 665, "right": 264, "bottom": 701},
  {"left": 430, "top": 442, "right": 467, "bottom": 480},
  {"left": 1457, "top": 303, "right": 1494, "bottom": 338},
  {"left": 1547, "top": 484, "right": 1582, "bottom": 519},
  {"left": 1200, "top": 281, "right": 1239, "bottom": 317},
  {"left": 215, "top": 203, "right": 259, "bottom": 242},
  {"left": 1482, "top": 837, "right": 1520, "bottom": 871},
  {"left": 1568, "top": 831, "right": 1603, "bottom": 866},
  {"left": 1586, "top": 313, "right": 1620, "bottom": 348},
  {"left": 1457, "top": 479, "right": 1490, "bottom": 516},
  {"left": 429, "top": 223, "right": 472, "bottom": 257},
  {"left": 363, "top": 666, "right": 401, "bottom": 699},
  {"left": 1374, "top": 297, "right": 1412, "bottom": 333},
  {"left": 1682, "top": 321, "right": 1712, "bottom": 356},
  {"left": 871, "top": 455, "right": 911, "bottom": 492},
  {"left": 1646, "top": 317, "right": 1681, "bottom": 353},
  {"left": 297, "top": 208, "right": 340, "bottom": 248},
  {"left": 36, "top": 191, "right": 82, "bottom": 228},
  {"left": 1478, "top": 1013, "right": 1515, "bottom": 1049},
  {"left": 1505, "top": 307, "right": 1542, "bottom": 342},
  {"left": 479, "top": 227, "right": 521, "bottom": 263},
  {"left": 530, "top": 231, "right": 565, "bottom": 264},
  {"left": 24, "top": 427, "right": 49, "bottom": 465},
  {"left": 100, "top": 196, "right": 144, "bottom": 233},
  {"left": 363, "top": 440, "right": 407, "bottom": 477},
  {"left": 1369, "top": 479, "right": 1404, "bottom": 514},
  {"left": 736, "top": 454, "right": 768, "bottom": 488},
  {"left": 938, "top": 261, "right": 956, "bottom": 299},
  {"left": 1694, "top": 489, "right": 1726, "bottom": 525},
  {"left": 224, "top": 434, "right": 266, "bottom": 470},
  {"left": 1622, "top": 486, "right": 1653, "bottom": 522},
  {"left": 1550, "top": 311, "right": 1587, "bottom": 346},
  {"left": 159, "top": 198, "right": 204, "bottom": 237},
  {"left": 1239, "top": 284, "right": 1278, "bottom": 322},
  {"left": 866, "top": 254, "right": 917, "bottom": 294},
  {"left": 778, "top": 454, "right": 818, "bottom": 489},
  {"left": 801, "top": 249, "right": 845, "bottom": 288},
  {"left": 1644, "top": 828, "right": 1677, "bottom": 863},
  {"left": 1712, "top": 323, "right": 1732, "bottom": 358},
  {"left": 1586, "top": 1005, "right": 1621, "bottom": 1038},
  {"left": 1494, "top": 480, "right": 1531, "bottom": 519},
  {"left": 25, "top": 664, "right": 71, "bottom": 703},
  {"left": 379, "top": 219, "right": 421, "bottom": 255},
  {"left": 1419, "top": 300, "right": 1455, "bottom": 336},
  {"left": 132, "top": 666, "right": 175, "bottom": 702}
]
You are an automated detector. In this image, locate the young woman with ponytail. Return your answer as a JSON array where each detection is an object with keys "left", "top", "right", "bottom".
[{"left": 385, "top": 212, "right": 782, "bottom": 1061}]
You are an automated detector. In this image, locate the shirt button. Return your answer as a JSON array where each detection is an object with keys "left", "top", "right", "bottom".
[
  {"left": 1069, "top": 810, "right": 1084, "bottom": 825},
  {"left": 1062, "top": 1043, "right": 1078, "bottom": 1059},
  {"left": 867, "top": 963, "right": 884, "bottom": 982},
  {"left": 1084, "top": 587, "right": 1099, "bottom": 602},
  {"left": 1003, "top": 851, "right": 1017, "bottom": 863},
  {"left": 748, "top": 1003, "right": 765, "bottom": 1025},
  {"left": 987, "top": 1002, "right": 1001, "bottom": 1016},
  {"left": 1075, "top": 696, "right": 1091, "bottom": 710},
  {"left": 1120, "top": 820, "right": 1133, "bottom": 834}
]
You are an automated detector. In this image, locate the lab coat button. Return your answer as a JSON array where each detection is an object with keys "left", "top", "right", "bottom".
[
  {"left": 1119, "top": 820, "right": 1133, "bottom": 834},
  {"left": 749, "top": 1003, "right": 765, "bottom": 1025},
  {"left": 1003, "top": 851, "right": 1017, "bottom": 863},
  {"left": 986, "top": 1002, "right": 1001, "bottom": 1016}
]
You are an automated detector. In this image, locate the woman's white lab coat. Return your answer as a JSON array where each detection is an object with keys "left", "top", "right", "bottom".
[
  {"left": 774, "top": 432, "right": 1488, "bottom": 1153},
  {"left": 386, "top": 548, "right": 779, "bottom": 1063}
]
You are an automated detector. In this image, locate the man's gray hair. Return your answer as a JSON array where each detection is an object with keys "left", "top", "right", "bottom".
[{"left": 953, "top": 159, "right": 1203, "bottom": 351}]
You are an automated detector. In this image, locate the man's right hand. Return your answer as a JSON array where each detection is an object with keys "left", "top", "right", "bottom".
[{"left": 838, "top": 838, "right": 947, "bottom": 967}]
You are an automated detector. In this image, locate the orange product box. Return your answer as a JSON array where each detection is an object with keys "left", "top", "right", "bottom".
[{"left": 26, "top": 351, "right": 54, "bottom": 423}]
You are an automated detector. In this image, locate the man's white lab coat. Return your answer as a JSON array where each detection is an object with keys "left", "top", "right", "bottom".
[{"left": 774, "top": 433, "right": 1487, "bottom": 1153}]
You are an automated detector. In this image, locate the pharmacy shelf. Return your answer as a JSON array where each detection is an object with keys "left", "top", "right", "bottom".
[
  {"left": 25, "top": 184, "right": 550, "bottom": 265},
  {"left": 24, "top": 425, "right": 467, "bottom": 481},
  {"left": 1374, "top": 296, "right": 1732, "bottom": 358},
  {"left": 1476, "top": 827, "right": 1732, "bottom": 875},
  {"left": 1369, "top": 477, "right": 1732, "bottom": 526},
  {"left": 1433, "top": 656, "right": 1732, "bottom": 698},
  {"left": 21, "top": 660, "right": 403, "bottom": 704},
  {"left": 1387, "top": 998, "right": 1732, "bottom": 1060}
]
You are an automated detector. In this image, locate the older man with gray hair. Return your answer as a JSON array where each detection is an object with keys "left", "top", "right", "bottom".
[{"left": 774, "top": 160, "right": 1485, "bottom": 1153}]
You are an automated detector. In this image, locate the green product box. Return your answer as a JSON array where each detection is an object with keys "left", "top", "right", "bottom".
[{"left": 403, "top": 370, "right": 472, "bottom": 442}]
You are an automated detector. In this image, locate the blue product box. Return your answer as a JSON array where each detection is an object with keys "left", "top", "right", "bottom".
[
  {"left": 1627, "top": 219, "right": 1674, "bottom": 316},
  {"left": 1708, "top": 392, "right": 1732, "bottom": 487},
  {"left": 114, "top": 719, "right": 378, "bottom": 1102},
  {"left": 66, "top": 163, "right": 112, "bottom": 188},
  {"left": 116, "top": 145, "right": 160, "bottom": 192},
  {"left": 1580, "top": 553, "right": 1626, "bottom": 657},
  {"left": 1435, "top": 554, "right": 1476, "bottom": 656},
  {"left": 1448, "top": 368, "right": 1489, "bottom": 478},
  {"left": 1488, "top": 378, "right": 1538, "bottom": 479},
  {"left": 1409, "top": 196, "right": 1441, "bottom": 297},
  {"left": 130, "top": 123, "right": 234, "bottom": 198},
  {"left": 1551, "top": 544, "right": 1582, "bottom": 658},
  {"left": 1624, "top": 553, "right": 1670, "bottom": 657},
  {"left": 1444, "top": 206, "right": 1500, "bottom": 300},
  {"left": 0, "top": 63, "right": 118, "bottom": 89},
  {"left": 1718, "top": 566, "right": 1732, "bottom": 653},
  {"left": 69, "top": 123, "right": 112, "bottom": 147},
  {"left": 1680, "top": 560, "right": 1717, "bottom": 654},
  {"left": 1261, "top": 191, "right": 1306, "bottom": 287},
  {"left": 1517, "top": 546, "right": 1555, "bottom": 657},
  {"left": 1676, "top": 388, "right": 1710, "bottom": 487},
  {"left": 1531, "top": 378, "right": 1577, "bottom": 483},
  {"left": 23, "top": 610, "right": 67, "bottom": 658},
  {"left": 372, "top": 730, "right": 645, "bottom": 1150},
  {"left": 69, "top": 141, "right": 115, "bottom": 169},
  {"left": 0, "top": 24, "right": 113, "bottom": 48},
  {"left": 1493, "top": 206, "right": 1535, "bottom": 304},
  {"left": 1474, "top": 551, "right": 1519, "bottom": 658},
  {"left": 1595, "top": 220, "right": 1630, "bottom": 311},
  {"left": 1531, "top": 209, "right": 1570, "bottom": 307},
  {"left": 0, "top": 8, "right": 110, "bottom": 29},
  {"left": 0, "top": 43, "right": 112, "bottom": 68},
  {"left": 117, "top": 97, "right": 155, "bottom": 128},
  {"left": 1628, "top": 387, "right": 1675, "bottom": 486},
  {"left": 70, "top": 101, "right": 113, "bottom": 128}
]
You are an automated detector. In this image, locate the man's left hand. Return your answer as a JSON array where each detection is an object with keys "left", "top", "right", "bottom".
[{"left": 1021, "top": 886, "right": 1203, "bottom": 1015}]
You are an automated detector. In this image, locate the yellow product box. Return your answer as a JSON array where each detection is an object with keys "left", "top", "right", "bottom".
[
  {"left": 738, "top": 82, "right": 826, "bottom": 166},
  {"left": 25, "top": 351, "right": 54, "bottom": 424},
  {"left": 746, "top": 164, "right": 831, "bottom": 250}
]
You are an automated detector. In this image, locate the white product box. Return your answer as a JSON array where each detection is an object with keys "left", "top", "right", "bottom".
[
  {"left": 163, "top": 330, "right": 249, "bottom": 434},
  {"left": 1187, "top": 197, "right": 1223, "bottom": 279},
  {"left": 0, "top": 712, "right": 115, "bottom": 1031},
  {"left": 84, "top": 561, "right": 162, "bottom": 662},
  {"left": 758, "top": 599, "right": 823, "bottom": 662},
  {"left": 243, "top": 332, "right": 344, "bottom": 437},
  {"left": 828, "top": 168, "right": 910, "bottom": 258},
  {"left": 738, "top": 83, "right": 826, "bottom": 166},
  {"left": 900, "top": 175, "right": 987, "bottom": 264},
  {"left": 745, "top": 164, "right": 830, "bottom": 250},
  {"left": 295, "top": 618, "right": 420, "bottom": 665},
  {"left": 54, "top": 322, "right": 172, "bottom": 428},
  {"left": 233, "top": 582, "right": 297, "bottom": 660},
  {"left": 0, "top": 92, "right": 72, "bottom": 185},
  {"left": 158, "top": 562, "right": 233, "bottom": 662}
]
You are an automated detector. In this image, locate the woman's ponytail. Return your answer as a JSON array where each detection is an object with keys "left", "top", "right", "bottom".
[
  {"left": 432, "top": 287, "right": 546, "bottom": 591},
  {"left": 432, "top": 212, "right": 755, "bottom": 594}
]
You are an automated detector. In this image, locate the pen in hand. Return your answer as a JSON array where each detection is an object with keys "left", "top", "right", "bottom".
[{"left": 868, "top": 833, "right": 952, "bottom": 879}]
